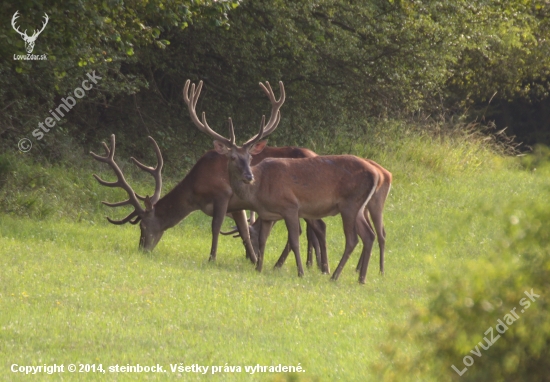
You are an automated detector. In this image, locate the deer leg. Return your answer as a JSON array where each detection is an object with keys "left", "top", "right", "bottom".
[
  {"left": 231, "top": 210, "right": 257, "bottom": 264},
  {"left": 356, "top": 211, "right": 374, "bottom": 272},
  {"left": 305, "top": 222, "right": 318, "bottom": 269},
  {"left": 249, "top": 218, "right": 262, "bottom": 261},
  {"left": 369, "top": 206, "right": 386, "bottom": 275},
  {"left": 331, "top": 210, "right": 360, "bottom": 281},
  {"left": 209, "top": 198, "right": 230, "bottom": 261},
  {"left": 356, "top": 211, "right": 376, "bottom": 284},
  {"left": 274, "top": 221, "right": 302, "bottom": 268},
  {"left": 316, "top": 219, "right": 327, "bottom": 269},
  {"left": 274, "top": 239, "right": 290, "bottom": 268},
  {"left": 256, "top": 219, "right": 274, "bottom": 273},
  {"left": 284, "top": 214, "right": 305, "bottom": 277},
  {"left": 306, "top": 219, "right": 329, "bottom": 274}
]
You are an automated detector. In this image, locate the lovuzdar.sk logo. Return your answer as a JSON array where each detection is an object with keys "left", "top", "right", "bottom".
[{"left": 11, "top": 10, "right": 49, "bottom": 61}]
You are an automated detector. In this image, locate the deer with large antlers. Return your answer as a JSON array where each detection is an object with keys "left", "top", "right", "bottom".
[
  {"left": 90, "top": 136, "right": 326, "bottom": 264},
  {"left": 185, "top": 79, "right": 382, "bottom": 283},
  {"left": 11, "top": 11, "right": 49, "bottom": 54}
]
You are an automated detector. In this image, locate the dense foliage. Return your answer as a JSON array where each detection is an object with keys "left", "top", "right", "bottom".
[{"left": 1, "top": 0, "right": 550, "bottom": 158}]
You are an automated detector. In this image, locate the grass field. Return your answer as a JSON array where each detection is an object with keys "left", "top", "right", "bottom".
[{"left": 1, "top": 126, "right": 548, "bottom": 381}]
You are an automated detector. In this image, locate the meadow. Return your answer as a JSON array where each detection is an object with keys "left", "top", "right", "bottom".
[{"left": 1, "top": 123, "right": 548, "bottom": 381}]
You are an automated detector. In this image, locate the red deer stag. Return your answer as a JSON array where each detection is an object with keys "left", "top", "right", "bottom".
[
  {"left": 228, "top": 160, "right": 391, "bottom": 275},
  {"left": 90, "top": 139, "right": 325, "bottom": 264},
  {"left": 185, "top": 79, "right": 381, "bottom": 283}
]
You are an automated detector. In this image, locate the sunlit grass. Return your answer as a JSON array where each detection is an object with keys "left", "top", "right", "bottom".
[{"left": 0, "top": 124, "right": 548, "bottom": 381}]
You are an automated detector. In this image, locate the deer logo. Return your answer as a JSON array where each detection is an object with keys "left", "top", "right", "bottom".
[{"left": 11, "top": 11, "right": 49, "bottom": 54}]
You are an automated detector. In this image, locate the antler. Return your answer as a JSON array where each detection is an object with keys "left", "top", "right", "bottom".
[
  {"left": 243, "top": 81, "right": 285, "bottom": 147},
  {"left": 11, "top": 11, "right": 27, "bottom": 38},
  {"left": 90, "top": 135, "right": 151, "bottom": 225},
  {"left": 131, "top": 136, "right": 164, "bottom": 204},
  {"left": 183, "top": 80, "right": 234, "bottom": 147}
]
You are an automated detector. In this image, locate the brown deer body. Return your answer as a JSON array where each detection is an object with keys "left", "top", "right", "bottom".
[
  {"left": 185, "top": 79, "right": 381, "bottom": 283},
  {"left": 152, "top": 145, "right": 321, "bottom": 262},
  {"left": 91, "top": 135, "right": 324, "bottom": 265},
  {"left": 274, "top": 158, "right": 392, "bottom": 274}
]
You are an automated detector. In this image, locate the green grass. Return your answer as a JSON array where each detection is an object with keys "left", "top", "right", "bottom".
[{"left": 0, "top": 123, "right": 548, "bottom": 381}]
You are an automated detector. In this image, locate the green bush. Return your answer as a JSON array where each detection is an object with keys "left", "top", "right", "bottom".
[{"left": 376, "top": 198, "right": 550, "bottom": 381}]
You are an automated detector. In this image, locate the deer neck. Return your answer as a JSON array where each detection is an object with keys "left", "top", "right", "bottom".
[{"left": 153, "top": 178, "right": 196, "bottom": 230}]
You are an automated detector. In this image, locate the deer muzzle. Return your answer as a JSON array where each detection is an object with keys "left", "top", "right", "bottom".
[{"left": 243, "top": 173, "right": 255, "bottom": 184}]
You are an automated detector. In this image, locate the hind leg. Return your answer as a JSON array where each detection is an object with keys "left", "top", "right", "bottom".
[
  {"left": 307, "top": 219, "right": 329, "bottom": 274},
  {"left": 283, "top": 214, "right": 305, "bottom": 277},
  {"left": 356, "top": 212, "right": 376, "bottom": 284},
  {"left": 331, "top": 210, "right": 360, "bottom": 281}
]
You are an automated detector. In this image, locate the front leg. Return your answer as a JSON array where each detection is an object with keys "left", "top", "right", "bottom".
[
  {"left": 256, "top": 220, "right": 274, "bottom": 273},
  {"left": 209, "top": 198, "right": 230, "bottom": 261},
  {"left": 284, "top": 214, "right": 304, "bottom": 277},
  {"left": 274, "top": 221, "right": 301, "bottom": 268},
  {"left": 231, "top": 210, "right": 257, "bottom": 264}
]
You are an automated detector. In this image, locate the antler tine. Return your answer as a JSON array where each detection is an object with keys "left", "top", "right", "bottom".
[
  {"left": 102, "top": 200, "right": 132, "bottom": 208},
  {"left": 90, "top": 135, "right": 145, "bottom": 224},
  {"left": 259, "top": 81, "right": 285, "bottom": 134},
  {"left": 243, "top": 113, "right": 280, "bottom": 149},
  {"left": 228, "top": 118, "right": 236, "bottom": 145},
  {"left": 129, "top": 216, "right": 142, "bottom": 225},
  {"left": 243, "top": 81, "right": 285, "bottom": 146},
  {"left": 183, "top": 79, "right": 233, "bottom": 147},
  {"left": 130, "top": 136, "right": 164, "bottom": 204},
  {"left": 106, "top": 210, "right": 139, "bottom": 225}
]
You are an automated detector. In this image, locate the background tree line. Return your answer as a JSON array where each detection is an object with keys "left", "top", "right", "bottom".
[{"left": 1, "top": 0, "right": 549, "bottom": 162}]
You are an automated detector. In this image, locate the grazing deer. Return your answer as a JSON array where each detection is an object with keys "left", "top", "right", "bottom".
[
  {"left": 90, "top": 136, "right": 325, "bottom": 265},
  {"left": 185, "top": 79, "right": 381, "bottom": 283}
]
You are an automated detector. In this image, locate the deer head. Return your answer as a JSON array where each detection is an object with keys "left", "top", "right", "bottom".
[
  {"left": 90, "top": 135, "right": 165, "bottom": 251},
  {"left": 11, "top": 11, "right": 49, "bottom": 54},
  {"left": 182, "top": 80, "right": 285, "bottom": 184}
]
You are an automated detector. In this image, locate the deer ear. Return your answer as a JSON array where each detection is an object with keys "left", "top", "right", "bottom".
[
  {"left": 213, "top": 140, "right": 229, "bottom": 155},
  {"left": 144, "top": 195, "right": 154, "bottom": 211},
  {"left": 248, "top": 140, "right": 268, "bottom": 155}
]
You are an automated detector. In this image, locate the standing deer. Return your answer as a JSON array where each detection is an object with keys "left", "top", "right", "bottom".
[
  {"left": 90, "top": 137, "right": 326, "bottom": 265},
  {"left": 274, "top": 158, "right": 392, "bottom": 275},
  {"left": 185, "top": 79, "right": 381, "bottom": 283},
  {"left": 226, "top": 158, "right": 392, "bottom": 275}
]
